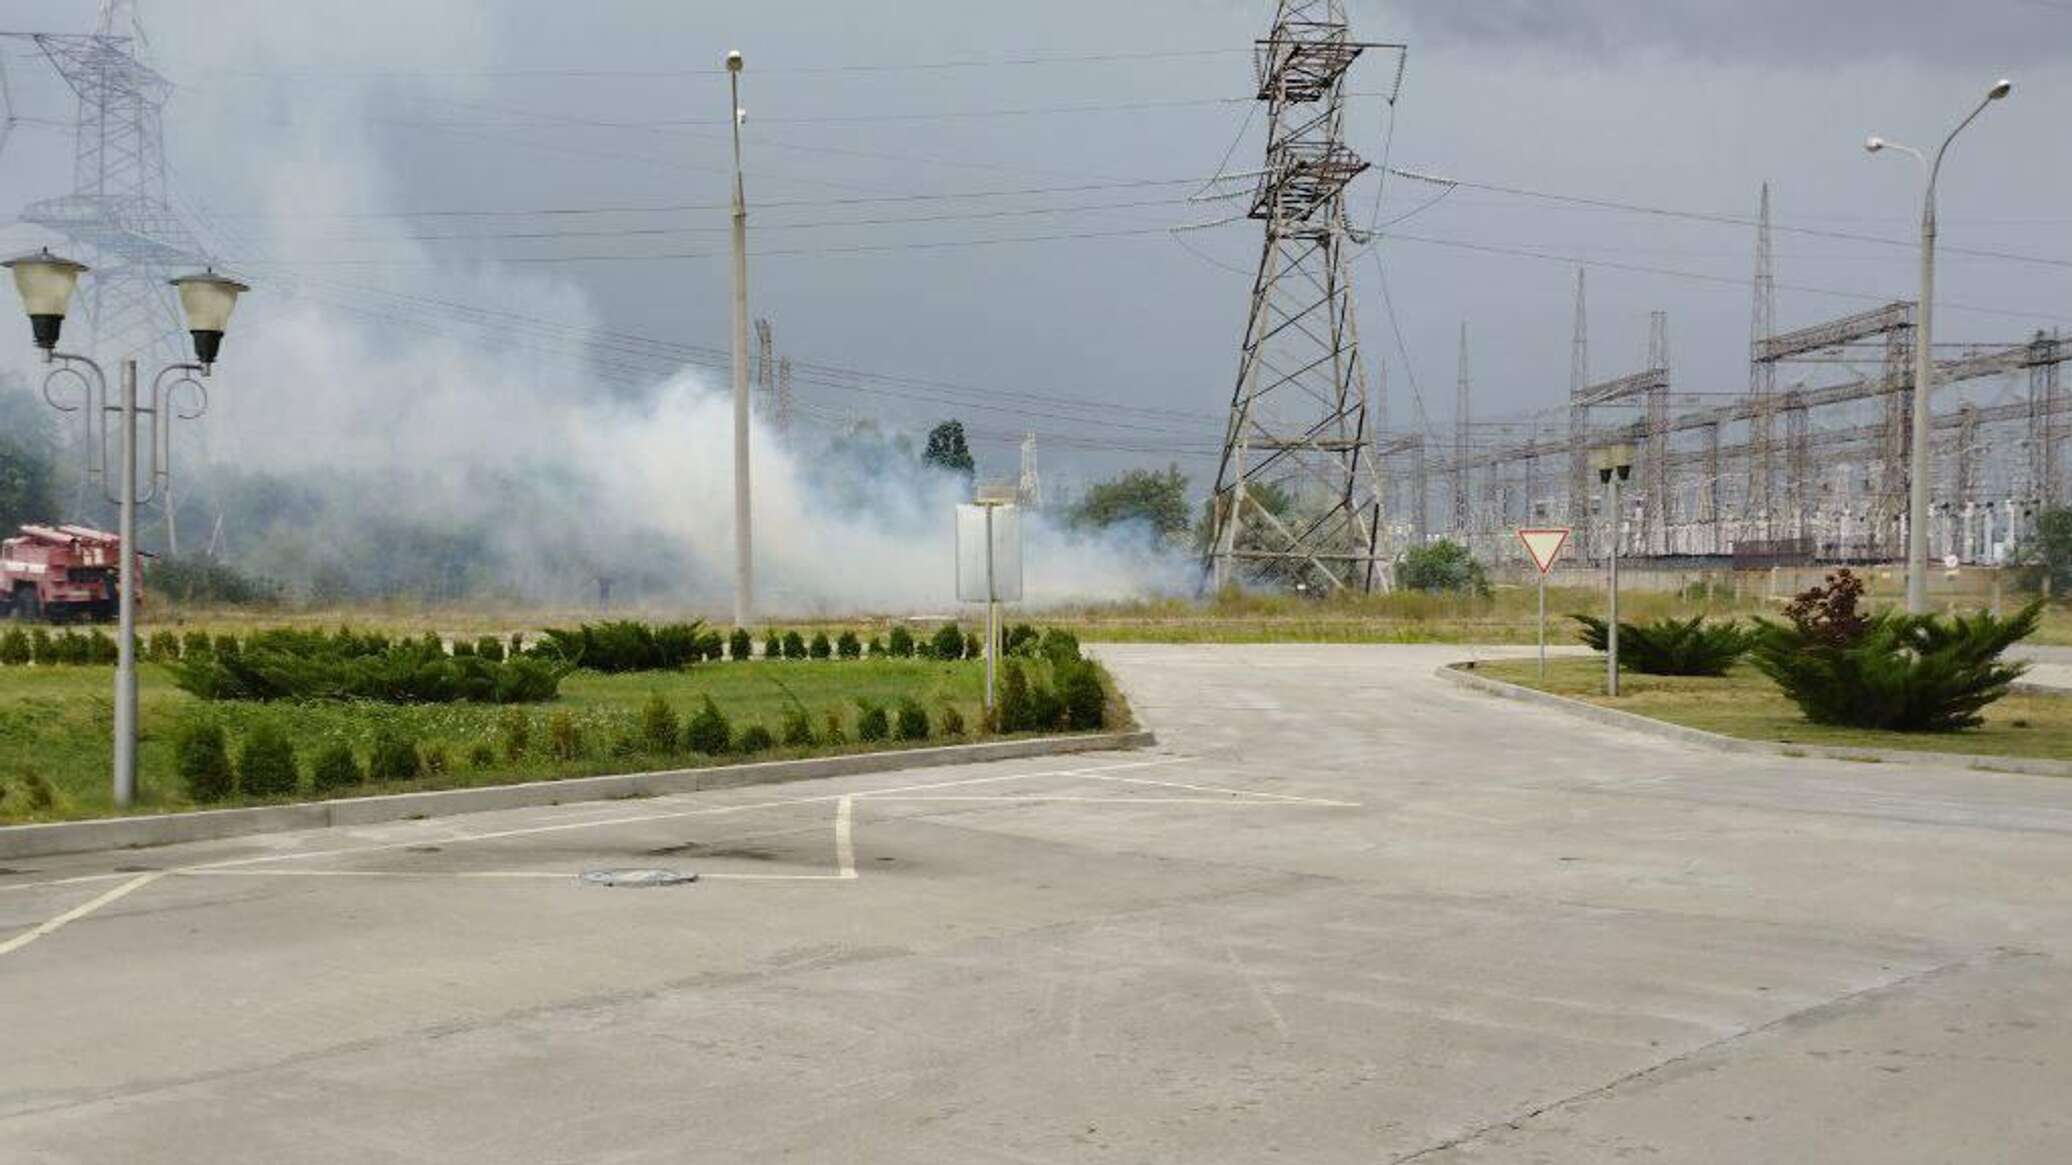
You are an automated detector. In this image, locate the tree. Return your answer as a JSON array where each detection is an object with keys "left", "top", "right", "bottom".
[
  {"left": 0, "top": 383, "right": 57, "bottom": 534},
  {"left": 1069, "top": 465, "right": 1190, "bottom": 539},
  {"left": 922, "top": 420, "right": 976, "bottom": 478},
  {"left": 1397, "top": 540, "right": 1491, "bottom": 597}
]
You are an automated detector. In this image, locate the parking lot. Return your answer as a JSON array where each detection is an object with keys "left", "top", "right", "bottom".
[{"left": 6, "top": 643, "right": 2072, "bottom": 1162}]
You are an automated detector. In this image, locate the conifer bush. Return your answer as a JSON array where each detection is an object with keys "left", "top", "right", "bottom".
[
  {"left": 823, "top": 709, "right": 848, "bottom": 745},
  {"left": 368, "top": 729, "right": 423, "bottom": 782},
  {"left": 1028, "top": 682, "right": 1065, "bottom": 733},
  {"left": 686, "top": 697, "right": 732, "bottom": 755},
  {"left": 782, "top": 630, "right": 808, "bottom": 660},
  {"left": 176, "top": 720, "right": 236, "bottom": 803},
  {"left": 930, "top": 623, "right": 966, "bottom": 660},
  {"left": 0, "top": 627, "right": 28, "bottom": 665},
  {"left": 182, "top": 630, "right": 211, "bottom": 659},
  {"left": 938, "top": 704, "right": 967, "bottom": 737},
  {"left": 895, "top": 698, "right": 930, "bottom": 741},
  {"left": 1570, "top": 614, "right": 1752, "bottom": 677},
  {"left": 764, "top": 631, "right": 782, "bottom": 660},
  {"left": 836, "top": 631, "right": 861, "bottom": 659},
  {"left": 737, "top": 723, "right": 775, "bottom": 753},
  {"left": 809, "top": 632, "right": 832, "bottom": 660},
  {"left": 237, "top": 723, "right": 300, "bottom": 798},
  {"left": 144, "top": 629, "right": 179, "bottom": 663},
  {"left": 1059, "top": 663, "right": 1107, "bottom": 730},
  {"left": 544, "top": 713, "right": 583, "bottom": 761},
  {"left": 856, "top": 699, "right": 890, "bottom": 742},
  {"left": 867, "top": 637, "right": 886, "bottom": 658},
  {"left": 29, "top": 629, "right": 53, "bottom": 665},
  {"left": 1750, "top": 598, "right": 2042, "bottom": 732},
  {"left": 729, "top": 628, "right": 753, "bottom": 661},
  {"left": 500, "top": 708, "right": 531, "bottom": 760},
  {"left": 640, "top": 692, "right": 680, "bottom": 752},
  {"left": 781, "top": 707, "right": 816, "bottom": 747},
  {"left": 888, "top": 626, "right": 915, "bottom": 658},
  {"left": 476, "top": 636, "right": 506, "bottom": 662},
  {"left": 311, "top": 742, "right": 362, "bottom": 792},
  {"left": 451, "top": 638, "right": 476, "bottom": 658},
  {"left": 1003, "top": 624, "right": 1040, "bottom": 657},
  {"left": 468, "top": 741, "right": 497, "bottom": 769},
  {"left": 998, "top": 663, "right": 1033, "bottom": 733}
]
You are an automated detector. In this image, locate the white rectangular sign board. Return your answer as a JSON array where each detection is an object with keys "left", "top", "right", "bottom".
[{"left": 956, "top": 504, "right": 1023, "bottom": 602}]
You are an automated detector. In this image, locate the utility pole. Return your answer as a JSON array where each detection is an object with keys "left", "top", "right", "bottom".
[
  {"left": 726, "top": 50, "right": 753, "bottom": 628},
  {"left": 1454, "top": 321, "right": 1470, "bottom": 540},
  {"left": 1750, "top": 182, "right": 1777, "bottom": 546},
  {"left": 1204, "top": 2, "right": 1402, "bottom": 593}
]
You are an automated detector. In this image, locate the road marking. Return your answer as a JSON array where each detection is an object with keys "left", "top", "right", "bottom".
[
  {"left": 0, "top": 871, "right": 164, "bottom": 958},
  {"left": 873, "top": 795, "right": 1347, "bottom": 805},
  {"left": 1074, "top": 770, "right": 1360, "bottom": 807},
  {"left": 834, "top": 795, "right": 857, "bottom": 879}
]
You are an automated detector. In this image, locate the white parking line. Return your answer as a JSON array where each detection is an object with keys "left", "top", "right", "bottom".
[{"left": 0, "top": 871, "right": 164, "bottom": 958}]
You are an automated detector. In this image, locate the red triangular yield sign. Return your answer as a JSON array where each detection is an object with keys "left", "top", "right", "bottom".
[{"left": 1517, "top": 527, "right": 1570, "bottom": 574}]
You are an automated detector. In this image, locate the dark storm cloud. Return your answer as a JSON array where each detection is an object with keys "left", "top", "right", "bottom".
[{"left": 1384, "top": 0, "right": 2069, "bottom": 66}]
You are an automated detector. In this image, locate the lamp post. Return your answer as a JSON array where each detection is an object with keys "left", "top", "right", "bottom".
[
  {"left": 1594, "top": 443, "right": 1635, "bottom": 696},
  {"left": 1866, "top": 78, "right": 2013, "bottom": 614},
  {"left": 5, "top": 248, "right": 246, "bottom": 808},
  {"left": 726, "top": 49, "right": 754, "bottom": 629}
]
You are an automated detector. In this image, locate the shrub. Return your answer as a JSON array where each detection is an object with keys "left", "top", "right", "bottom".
[
  {"left": 782, "top": 630, "right": 807, "bottom": 660},
  {"left": 451, "top": 638, "right": 477, "bottom": 658},
  {"left": 1028, "top": 682, "right": 1064, "bottom": 733},
  {"left": 737, "top": 723, "right": 775, "bottom": 753},
  {"left": 467, "top": 741, "right": 497, "bottom": 769},
  {"left": 182, "top": 630, "right": 212, "bottom": 659},
  {"left": 175, "top": 720, "right": 236, "bottom": 802},
  {"left": 1570, "top": 614, "right": 1752, "bottom": 677},
  {"left": 998, "top": 663, "right": 1033, "bottom": 733},
  {"left": 214, "top": 634, "right": 241, "bottom": 658},
  {"left": 888, "top": 626, "right": 915, "bottom": 658},
  {"left": 685, "top": 697, "right": 732, "bottom": 755},
  {"left": 965, "top": 632, "right": 983, "bottom": 660},
  {"left": 1397, "top": 539, "right": 1491, "bottom": 597},
  {"left": 1059, "top": 663, "right": 1107, "bottom": 730},
  {"left": 368, "top": 729, "right": 423, "bottom": 782},
  {"left": 29, "top": 629, "right": 53, "bottom": 665},
  {"left": 169, "top": 642, "right": 564, "bottom": 704},
  {"left": 938, "top": 704, "right": 967, "bottom": 737},
  {"left": 1038, "top": 628, "right": 1083, "bottom": 667},
  {"left": 544, "top": 712, "right": 583, "bottom": 761},
  {"left": 856, "top": 699, "right": 890, "bottom": 742},
  {"left": 823, "top": 709, "right": 848, "bottom": 745},
  {"left": 1751, "top": 601, "right": 2042, "bottom": 732},
  {"left": 729, "top": 628, "right": 753, "bottom": 661},
  {"left": 500, "top": 708, "right": 531, "bottom": 760},
  {"left": 930, "top": 623, "right": 966, "bottom": 660},
  {"left": 895, "top": 698, "right": 930, "bottom": 741},
  {"left": 809, "top": 632, "right": 832, "bottom": 660},
  {"left": 509, "top": 632, "right": 526, "bottom": 659},
  {"left": 700, "top": 631, "right": 727, "bottom": 662},
  {"left": 836, "top": 631, "right": 861, "bottom": 659},
  {"left": 780, "top": 706, "right": 815, "bottom": 747},
  {"left": 237, "top": 724, "right": 300, "bottom": 798},
  {"left": 0, "top": 627, "right": 28, "bottom": 665},
  {"left": 55, "top": 631, "right": 89, "bottom": 665},
  {"left": 1782, "top": 569, "right": 1872, "bottom": 648},
  {"left": 867, "top": 637, "right": 886, "bottom": 658},
  {"left": 1003, "top": 623, "right": 1040, "bottom": 657},
  {"left": 535, "top": 620, "right": 705, "bottom": 673},
  {"left": 639, "top": 692, "right": 680, "bottom": 752},
  {"left": 475, "top": 636, "right": 505, "bottom": 662},
  {"left": 144, "top": 629, "right": 179, "bottom": 663},
  {"left": 310, "top": 742, "right": 362, "bottom": 792},
  {"left": 763, "top": 631, "right": 781, "bottom": 659},
  {"left": 422, "top": 744, "right": 450, "bottom": 776},
  {"left": 2013, "top": 506, "right": 2072, "bottom": 597},
  {"left": 22, "top": 770, "right": 58, "bottom": 812}
]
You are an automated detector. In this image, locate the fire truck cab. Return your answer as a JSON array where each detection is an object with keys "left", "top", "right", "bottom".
[{"left": 1, "top": 525, "right": 124, "bottom": 622}]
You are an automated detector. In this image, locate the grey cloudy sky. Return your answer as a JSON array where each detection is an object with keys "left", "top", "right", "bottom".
[{"left": 4, "top": 0, "right": 2068, "bottom": 497}]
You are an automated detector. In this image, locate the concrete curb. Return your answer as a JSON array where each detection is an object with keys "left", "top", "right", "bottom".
[
  {"left": 0, "top": 730, "right": 1157, "bottom": 860},
  {"left": 1436, "top": 662, "right": 2072, "bottom": 779}
]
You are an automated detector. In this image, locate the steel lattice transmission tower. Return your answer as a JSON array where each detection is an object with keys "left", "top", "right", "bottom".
[
  {"left": 1206, "top": 2, "right": 1403, "bottom": 593},
  {"left": 15, "top": 1, "right": 201, "bottom": 369}
]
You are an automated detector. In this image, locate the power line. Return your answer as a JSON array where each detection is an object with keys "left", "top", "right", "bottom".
[{"left": 181, "top": 46, "right": 1249, "bottom": 82}]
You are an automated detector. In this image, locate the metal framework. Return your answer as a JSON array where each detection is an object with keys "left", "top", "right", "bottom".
[{"left": 1206, "top": 1, "right": 1403, "bottom": 592}]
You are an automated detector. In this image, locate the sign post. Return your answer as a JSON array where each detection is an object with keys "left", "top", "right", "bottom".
[
  {"left": 958, "top": 488, "right": 1023, "bottom": 712},
  {"left": 1516, "top": 527, "right": 1572, "bottom": 681}
]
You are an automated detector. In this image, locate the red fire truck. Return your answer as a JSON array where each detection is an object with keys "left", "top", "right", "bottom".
[{"left": 1, "top": 525, "right": 125, "bottom": 622}]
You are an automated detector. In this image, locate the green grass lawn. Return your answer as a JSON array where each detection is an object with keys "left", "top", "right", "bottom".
[
  {"left": 1470, "top": 656, "right": 2072, "bottom": 765},
  {"left": 0, "top": 657, "right": 1118, "bottom": 825}
]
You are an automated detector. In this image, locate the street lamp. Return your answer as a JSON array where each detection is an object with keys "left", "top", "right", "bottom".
[
  {"left": 1866, "top": 78, "right": 2013, "bottom": 613},
  {"left": 3, "top": 248, "right": 246, "bottom": 808},
  {"left": 1593, "top": 443, "right": 1635, "bottom": 697}
]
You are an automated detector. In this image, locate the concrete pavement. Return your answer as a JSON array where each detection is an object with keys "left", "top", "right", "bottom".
[{"left": 3, "top": 642, "right": 2070, "bottom": 1162}]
